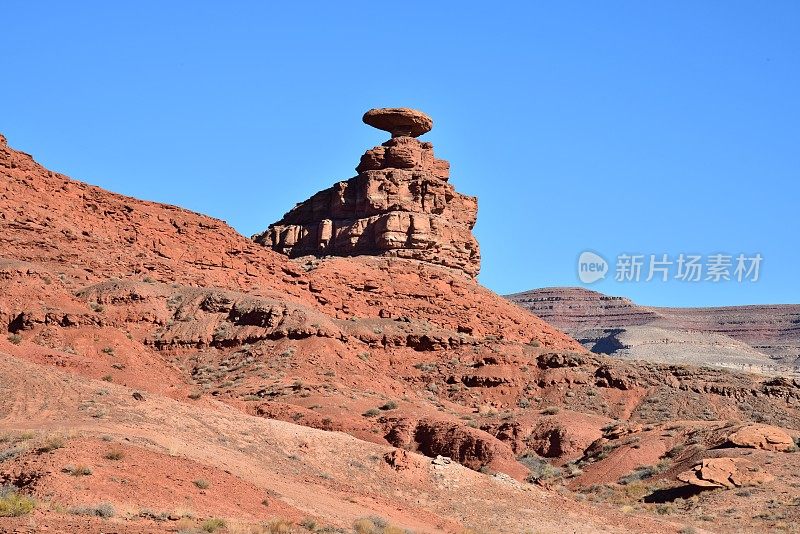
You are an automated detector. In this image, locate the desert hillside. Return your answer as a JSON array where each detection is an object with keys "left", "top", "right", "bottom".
[{"left": 2, "top": 120, "right": 800, "bottom": 534}]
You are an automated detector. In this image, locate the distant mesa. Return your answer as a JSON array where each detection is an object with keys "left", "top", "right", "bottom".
[
  {"left": 507, "top": 286, "right": 800, "bottom": 371},
  {"left": 254, "top": 108, "right": 480, "bottom": 277},
  {"left": 362, "top": 107, "right": 433, "bottom": 138}
]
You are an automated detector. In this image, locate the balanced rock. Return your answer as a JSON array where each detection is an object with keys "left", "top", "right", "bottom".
[
  {"left": 363, "top": 107, "right": 433, "bottom": 138},
  {"left": 254, "top": 108, "right": 480, "bottom": 277},
  {"left": 677, "top": 457, "right": 774, "bottom": 489}
]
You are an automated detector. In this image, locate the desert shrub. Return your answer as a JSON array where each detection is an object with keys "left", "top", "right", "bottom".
[
  {"left": 101, "top": 347, "right": 114, "bottom": 355},
  {"left": 63, "top": 464, "right": 92, "bottom": 476},
  {"left": 0, "top": 487, "right": 35, "bottom": 517},
  {"left": 379, "top": 401, "right": 398, "bottom": 411},
  {"left": 188, "top": 391, "right": 203, "bottom": 400},
  {"left": 201, "top": 518, "right": 226, "bottom": 532},
  {"left": 414, "top": 362, "right": 438, "bottom": 372},
  {"left": 519, "top": 453, "right": 561, "bottom": 482},
  {"left": 665, "top": 444, "right": 686, "bottom": 458},
  {"left": 38, "top": 434, "right": 65, "bottom": 452},
  {"left": 194, "top": 479, "right": 210, "bottom": 489},
  {"left": 7, "top": 334, "right": 22, "bottom": 345},
  {"left": 619, "top": 466, "right": 657, "bottom": 485},
  {"left": 139, "top": 508, "right": 169, "bottom": 521},
  {"left": 299, "top": 518, "right": 318, "bottom": 530},
  {"left": 619, "top": 461, "right": 669, "bottom": 485},
  {"left": 351, "top": 516, "right": 406, "bottom": 534},
  {"left": 353, "top": 518, "right": 378, "bottom": 534},
  {"left": 601, "top": 422, "right": 620, "bottom": 433},
  {"left": 69, "top": 502, "right": 115, "bottom": 518},
  {"left": 540, "top": 406, "right": 560, "bottom": 415},
  {"left": 101, "top": 375, "right": 113, "bottom": 382},
  {"left": 362, "top": 408, "right": 381, "bottom": 418},
  {"left": 0, "top": 446, "right": 24, "bottom": 463},
  {"left": 267, "top": 519, "right": 295, "bottom": 533},
  {"left": 104, "top": 448, "right": 124, "bottom": 460},
  {"left": 564, "top": 462, "right": 583, "bottom": 478}
]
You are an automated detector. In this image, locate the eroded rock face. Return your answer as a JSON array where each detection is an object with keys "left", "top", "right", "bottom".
[{"left": 254, "top": 109, "right": 480, "bottom": 278}]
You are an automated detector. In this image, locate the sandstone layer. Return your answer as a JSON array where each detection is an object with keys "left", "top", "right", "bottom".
[{"left": 254, "top": 109, "right": 481, "bottom": 278}]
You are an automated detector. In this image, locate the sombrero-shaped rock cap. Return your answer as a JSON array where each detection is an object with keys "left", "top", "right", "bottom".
[{"left": 362, "top": 107, "right": 433, "bottom": 138}]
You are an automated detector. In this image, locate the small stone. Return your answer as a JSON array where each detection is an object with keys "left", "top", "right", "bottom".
[{"left": 432, "top": 454, "right": 452, "bottom": 466}]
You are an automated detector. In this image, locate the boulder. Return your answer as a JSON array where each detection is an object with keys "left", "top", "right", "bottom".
[
  {"left": 677, "top": 457, "right": 774, "bottom": 489},
  {"left": 727, "top": 424, "right": 795, "bottom": 452}
]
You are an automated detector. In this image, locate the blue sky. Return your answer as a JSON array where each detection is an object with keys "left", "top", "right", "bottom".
[{"left": 2, "top": 2, "right": 798, "bottom": 306}]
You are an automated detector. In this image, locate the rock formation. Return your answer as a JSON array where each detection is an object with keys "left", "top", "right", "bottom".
[
  {"left": 678, "top": 457, "right": 774, "bottom": 489},
  {"left": 254, "top": 108, "right": 480, "bottom": 277},
  {"left": 726, "top": 424, "right": 796, "bottom": 452}
]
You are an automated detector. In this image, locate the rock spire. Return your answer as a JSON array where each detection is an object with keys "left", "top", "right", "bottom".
[{"left": 254, "top": 108, "right": 480, "bottom": 277}]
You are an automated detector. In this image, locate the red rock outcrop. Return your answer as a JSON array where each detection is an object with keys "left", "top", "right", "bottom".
[
  {"left": 254, "top": 108, "right": 481, "bottom": 278},
  {"left": 678, "top": 457, "right": 774, "bottom": 489},
  {"left": 726, "top": 424, "right": 796, "bottom": 452}
]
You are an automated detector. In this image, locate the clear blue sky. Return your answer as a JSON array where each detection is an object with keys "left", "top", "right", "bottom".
[{"left": 2, "top": 2, "right": 798, "bottom": 306}]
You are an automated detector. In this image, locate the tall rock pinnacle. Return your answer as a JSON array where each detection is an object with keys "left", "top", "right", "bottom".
[{"left": 254, "top": 108, "right": 480, "bottom": 277}]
